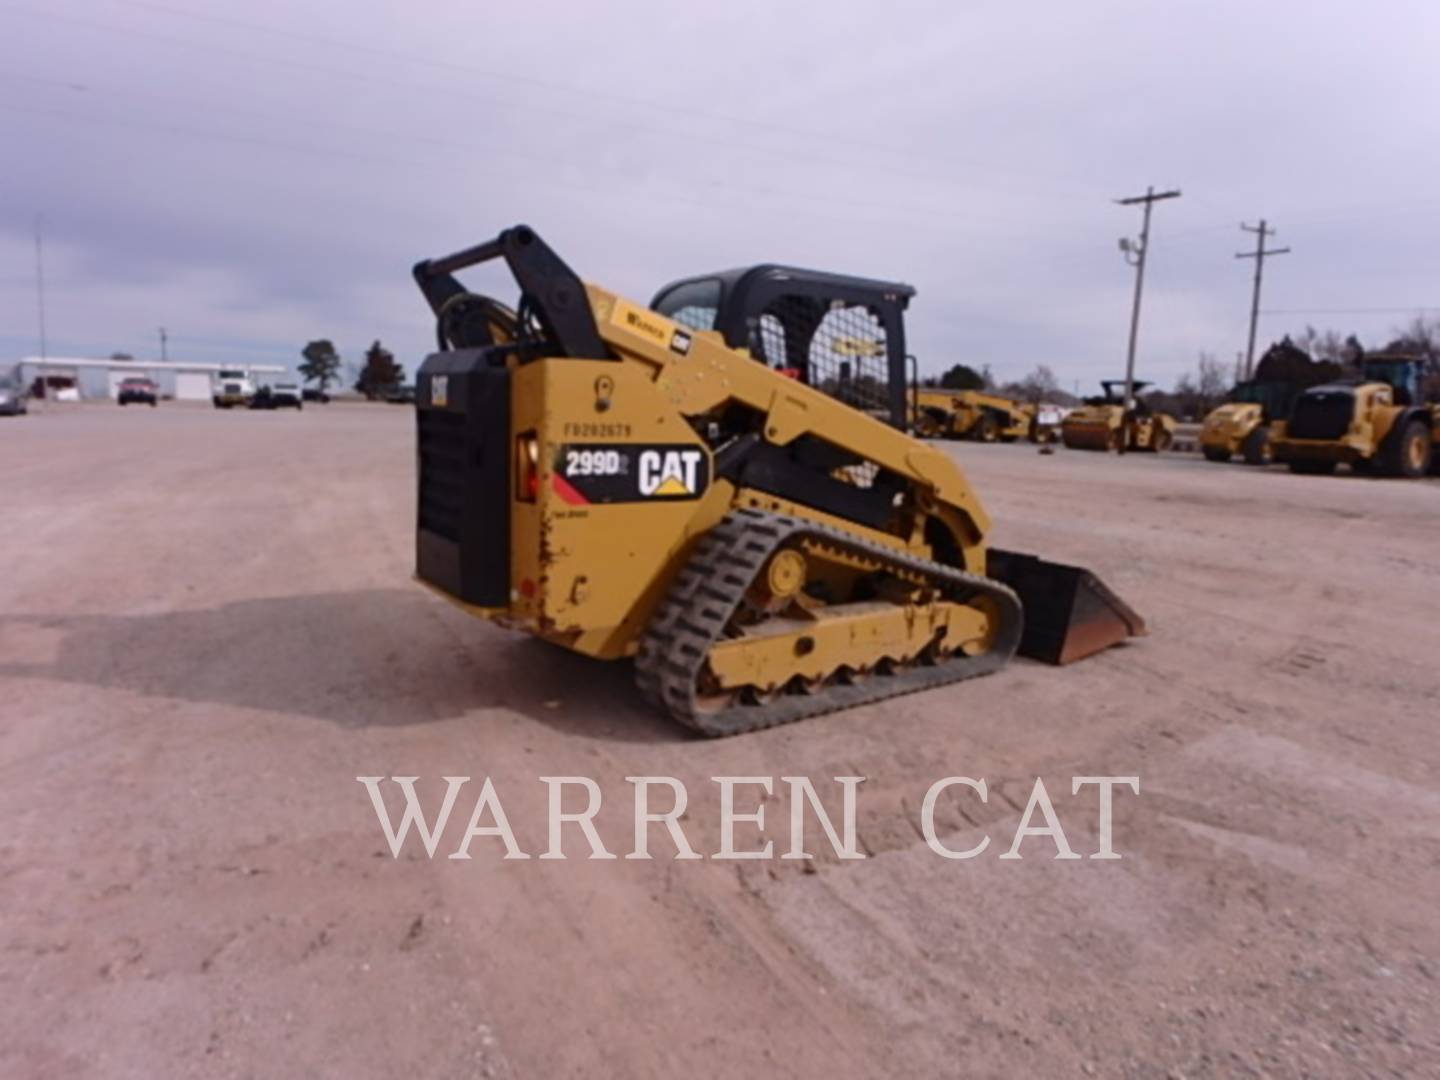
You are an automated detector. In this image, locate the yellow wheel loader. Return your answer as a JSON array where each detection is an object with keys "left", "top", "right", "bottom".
[
  {"left": 1061, "top": 381, "right": 1176, "bottom": 452},
  {"left": 1270, "top": 355, "right": 1439, "bottom": 478},
  {"left": 411, "top": 226, "right": 1144, "bottom": 736},
  {"left": 914, "top": 388, "right": 1038, "bottom": 443}
]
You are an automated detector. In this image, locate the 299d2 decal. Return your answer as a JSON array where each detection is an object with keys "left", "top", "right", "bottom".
[{"left": 554, "top": 443, "right": 711, "bottom": 504}]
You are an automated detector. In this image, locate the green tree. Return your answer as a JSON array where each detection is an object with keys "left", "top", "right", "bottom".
[
  {"left": 938, "top": 363, "right": 988, "bottom": 390},
  {"left": 355, "top": 340, "right": 403, "bottom": 400},
  {"left": 299, "top": 339, "right": 342, "bottom": 393}
]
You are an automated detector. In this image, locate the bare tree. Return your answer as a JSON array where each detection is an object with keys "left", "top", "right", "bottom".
[
  {"left": 1012, "top": 364, "right": 1060, "bottom": 405},
  {"left": 1294, "top": 325, "right": 1351, "bottom": 363},
  {"left": 1384, "top": 314, "right": 1440, "bottom": 398},
  {"left": 1195, "top": 351, "right": 1227, "bottom": 404},
  {"left": 1157, "top": 352, "right": 1229, "bottom": 420},
  {"left": 1385, "top": 314, "right": 1439, "bottom": 359}
]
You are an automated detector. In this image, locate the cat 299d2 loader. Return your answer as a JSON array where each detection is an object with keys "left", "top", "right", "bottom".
[{"left": 411, "top": 226, "right": 1144, "bottom": 736}]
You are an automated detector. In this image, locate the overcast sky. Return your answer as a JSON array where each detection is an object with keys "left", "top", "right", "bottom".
[{"left": 3, "top": 0, "right": 1439, "bottom": 389}]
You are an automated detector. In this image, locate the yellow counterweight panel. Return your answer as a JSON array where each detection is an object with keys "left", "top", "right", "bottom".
[{"left": 508, "top": 358, "right": 733, "bottom": 660}]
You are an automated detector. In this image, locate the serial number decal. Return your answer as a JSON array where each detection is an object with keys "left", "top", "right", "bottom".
[
  {"left": 562, "top": 421, "right": 633, "bottom": 438},
  {"left": 555, "top": 443, "right": 711, "bottom": 504}
]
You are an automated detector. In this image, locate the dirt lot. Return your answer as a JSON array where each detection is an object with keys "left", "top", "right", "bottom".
[{"left": 3, "top": 403, "right": 1438, "bottom": 1079}]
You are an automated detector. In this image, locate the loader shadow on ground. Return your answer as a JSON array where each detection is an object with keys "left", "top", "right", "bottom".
[{"left": 0, "top": 589, "right": 676, "bottom": 740}]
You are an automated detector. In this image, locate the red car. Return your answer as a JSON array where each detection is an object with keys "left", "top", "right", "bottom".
[{"left": 118, "top": 377, "right": 159, "bottom": 406}]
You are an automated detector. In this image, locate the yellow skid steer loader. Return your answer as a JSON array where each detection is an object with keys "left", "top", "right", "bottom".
[{"left": 412, "top": 226, "right": 1144, "bottom": 735}]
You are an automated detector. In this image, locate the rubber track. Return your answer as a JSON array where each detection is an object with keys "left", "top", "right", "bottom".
[{"left": 634, "top": 508, "right": 1023, "bottom": 737}]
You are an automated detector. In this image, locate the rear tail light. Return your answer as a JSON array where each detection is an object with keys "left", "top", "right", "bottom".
[{"left": 516, "top": 432, "right": 539, "bottom": 502}]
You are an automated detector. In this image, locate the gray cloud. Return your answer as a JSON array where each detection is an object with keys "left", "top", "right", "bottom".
[{"left": 3, "top": 0, "right": 1438, "bottom": 387}]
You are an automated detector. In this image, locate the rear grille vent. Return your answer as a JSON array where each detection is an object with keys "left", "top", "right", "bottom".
[{"left": 417, "top": 409, "right": 466, "bottom": 541}]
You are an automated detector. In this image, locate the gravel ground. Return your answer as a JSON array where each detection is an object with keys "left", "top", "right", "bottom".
[{"left": 2, "top": 403, "right": 1437, "bottom": 1079}]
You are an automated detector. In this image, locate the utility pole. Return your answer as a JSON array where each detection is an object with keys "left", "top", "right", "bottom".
[
  {"left": 1236, "top": 220, "right": 1290, "bottom": 380},
  {"left": 34, "top": 216, "right": 48, "bottom": 360},
  {"left": 158, "top": 326, "right": 169, "bottom": 362},
  {"left": 1115, "top": 187, "right": 1181, "bottom": 428}
]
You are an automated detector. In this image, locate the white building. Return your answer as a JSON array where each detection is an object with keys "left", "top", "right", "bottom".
[{"left": 20, "top": 357, "right": 288, "bottom": 401}]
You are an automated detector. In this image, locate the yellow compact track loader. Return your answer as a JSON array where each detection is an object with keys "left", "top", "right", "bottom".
[
  {"left": 412, "top": 226, "right": 1144, "bottom": 735},
  {"left": 914, "top": 389, "right": 1039, "bottom": 443},
  {"left": 1061, "top": 381, "right": 1176, "bottom": 453},
  {"left": 1270, "top": 355, "right": 1439, "bottom": 478}
]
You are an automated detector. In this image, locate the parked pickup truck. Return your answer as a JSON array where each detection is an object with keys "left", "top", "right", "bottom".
[{"left": 118, "top": 376, "right": 159, "bottom": 406}]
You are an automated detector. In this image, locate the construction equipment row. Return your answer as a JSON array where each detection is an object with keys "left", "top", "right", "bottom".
[
  {"left": 1200, "top": 341, "right": 1439, "bottom": 478},
  {"left": 913, "top": 389, "right": 1056, "bottom": 444}
]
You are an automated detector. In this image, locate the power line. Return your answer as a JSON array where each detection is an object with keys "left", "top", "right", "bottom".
[
  {"left": 1114, "top": 186, "right": 1181, "bottom": 433},
  {"left": 0, "top": 4, "right": 1110, "bottom": 204},
  {"left": 18, "top": 5, "right": 1440, "bottom": 244},
  {"left": 0, "top": 75, "right": 1109, "bottom": 239},
  {"left": 0, "top": 99, "right": 1060, "bottom": 240},
  {"left": 4, "top": 73, "right": 975, "bottom": 236},
  {"left": 125, "top": 0, "right": 1113, "bottom": 200},
  {"left": 120, "top": 0, "right": 903, "bottom": 158},
  {"left": 1261, "top": 307, "right": 1440, "bottom": 316},
  {"left": 1235, "top": 220, "right": 1290, "bottom": 379}
]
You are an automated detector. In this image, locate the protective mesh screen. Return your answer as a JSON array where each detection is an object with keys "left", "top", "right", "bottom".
[
  {"left": 751, "top": 297, "right": 890, "bottom": 416},
  {"left": 838, "top": 460, "right": 881, "bottom": 488}
]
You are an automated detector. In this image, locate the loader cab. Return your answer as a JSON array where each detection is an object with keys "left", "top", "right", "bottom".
[
  {"left": 651, "top": 266, "right": 915, "bottom": 429},
  {"left": 1360, "top": 355, "right": 1425, "bottom": 405},
  {"left": 1232, "top": 379, "right": 1298, "bottom": 421}
]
